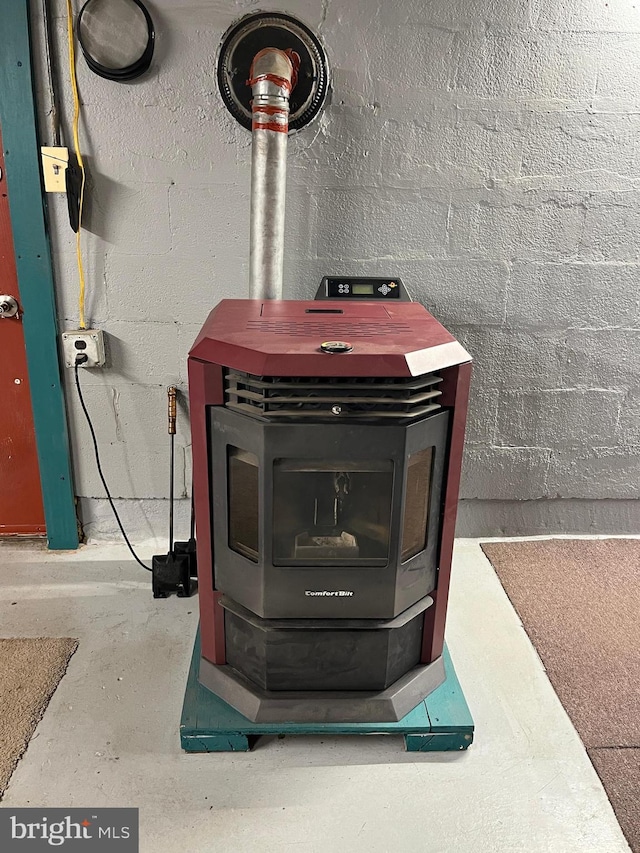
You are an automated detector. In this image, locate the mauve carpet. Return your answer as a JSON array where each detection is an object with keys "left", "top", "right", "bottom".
[
  {"left": 481, "top": 539, "right": 640, "bottom": 852},
  {"left": 0, "top": 637, "right": 78, "bottom": 798}
]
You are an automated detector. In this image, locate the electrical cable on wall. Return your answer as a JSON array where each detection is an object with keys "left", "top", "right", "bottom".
[
  {"left": 61, "top": 4, "right": 192, "bottom": 587},
  {"left": 42, "top": 0, "right": 61, "bottom": 146},
  {"left": 66, "top": 0, "right": 87, "bottom": 329},
  {"left": 74, "top": 358, "right": 152, "bottom": 571}
]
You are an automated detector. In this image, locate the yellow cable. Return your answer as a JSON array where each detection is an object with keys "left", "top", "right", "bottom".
[{"left": 66, "top": 0, "right": 86, "bottom": 329}]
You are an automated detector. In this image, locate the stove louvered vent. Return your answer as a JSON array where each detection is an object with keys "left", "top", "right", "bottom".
[
  {"left": 224, "top": 371, "right": 443, "bottom": 422},
  {"left": 245, "top": 319, "right": 411, "bottom": 337}
]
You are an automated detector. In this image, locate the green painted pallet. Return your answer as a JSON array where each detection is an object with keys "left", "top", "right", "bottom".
[{"left": 180, "top": 628, "right": 474, "bottom": 753}]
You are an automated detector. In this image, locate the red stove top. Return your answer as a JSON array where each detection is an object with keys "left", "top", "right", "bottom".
[{"left": 190, "top": 299, "right": 471, "bottom": 377}]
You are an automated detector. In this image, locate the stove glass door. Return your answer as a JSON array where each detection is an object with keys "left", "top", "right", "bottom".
[
  {"left": 228, "top": 446, "right": 259, "bottom": 562},
  {"left": 273, "top": 458, "right": 393, "bottom": 566},
  {"left": 401, "top": 447, "right": 433, "bottom": 562}
]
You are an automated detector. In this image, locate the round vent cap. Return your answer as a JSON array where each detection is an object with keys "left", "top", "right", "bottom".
[{"left": 320, "top": 341, "right": 353, "bottom": 354}]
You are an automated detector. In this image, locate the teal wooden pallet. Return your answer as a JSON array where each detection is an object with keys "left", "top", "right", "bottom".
[{"left": 180, "top": 628, "right": 474, "bottom": 753}]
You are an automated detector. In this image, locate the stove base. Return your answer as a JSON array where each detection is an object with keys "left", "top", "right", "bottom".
[
  {"left": 181, "top": 628, "right": 474, "bottom": 750},
  {"left": 199, "top": 652, "right": 446, "bottom": 723},
  {"left": 222, "top": 594, "right": 434, "bottom": 692}
]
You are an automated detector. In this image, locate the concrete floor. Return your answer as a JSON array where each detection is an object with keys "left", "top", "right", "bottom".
[{"left": 0, "top": 539, "right": 630, "bottom": 853}]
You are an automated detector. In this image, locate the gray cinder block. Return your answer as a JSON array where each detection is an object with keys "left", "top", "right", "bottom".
[
  {"left": 496, "top": 389, "right": 624, "bottom": 448},
  {"left": 461, "top": 447, "right": 552, "bottom": 500}
]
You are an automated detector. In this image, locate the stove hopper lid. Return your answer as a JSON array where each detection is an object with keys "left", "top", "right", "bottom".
[{"left": 190, "top": 299, "right": 471, "bottom": 378}]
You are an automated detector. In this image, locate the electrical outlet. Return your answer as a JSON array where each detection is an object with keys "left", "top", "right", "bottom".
[
  {"left": 41, "top": 146, "right": 69, "bottom": 193},
  {"left": 62, "top": 329, "right": 106, "bottom": 368}
]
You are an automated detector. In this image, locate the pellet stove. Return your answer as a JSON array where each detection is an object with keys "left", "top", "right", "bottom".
[{"left": 188, "top": 14, "right": 471, "bottom": 723}]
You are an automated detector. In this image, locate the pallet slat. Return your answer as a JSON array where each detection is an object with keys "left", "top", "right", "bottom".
[{"left": 180, "top": 627, "right": 474, "bottom": 752}]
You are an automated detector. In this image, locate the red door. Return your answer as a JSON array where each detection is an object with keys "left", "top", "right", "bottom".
[{"left": 0, "top": 125, "right": 46, "bottom": 536}]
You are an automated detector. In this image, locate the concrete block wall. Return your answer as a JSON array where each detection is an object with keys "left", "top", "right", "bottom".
[{"left": 30, "top": 0, "right": 640, "bottom": 540}]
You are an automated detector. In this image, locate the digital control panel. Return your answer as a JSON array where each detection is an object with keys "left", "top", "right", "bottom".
[{"left": 315, "top": 277, "right": 411, "bottom": 301}]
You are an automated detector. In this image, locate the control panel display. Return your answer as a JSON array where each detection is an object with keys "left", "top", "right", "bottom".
[
  {"left": 325, "top": 278, "right": 402, "bottom": 299},
  {"left": 315, "top": 277, "right": 411, "bottom": 301}
]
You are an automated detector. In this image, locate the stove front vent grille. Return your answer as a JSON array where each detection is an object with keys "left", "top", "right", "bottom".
[{"left": 224, "top": 371, "right": 443, "bottom": 422}]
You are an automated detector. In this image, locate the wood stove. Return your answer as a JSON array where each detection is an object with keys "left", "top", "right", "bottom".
[{"left": 188, "top": 282, "right": 471, "bottom": 722}]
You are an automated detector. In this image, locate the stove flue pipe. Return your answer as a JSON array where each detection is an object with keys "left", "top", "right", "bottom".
[{"left": 248, "top": 48, "right": 299, "bottom": 300}]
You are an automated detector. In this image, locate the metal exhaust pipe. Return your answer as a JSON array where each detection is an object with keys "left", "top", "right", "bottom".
[{"left": 248, "top": 48, "right": 299, "bottom": 300}]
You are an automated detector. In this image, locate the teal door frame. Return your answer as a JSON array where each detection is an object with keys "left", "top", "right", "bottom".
[{"left": 0, "top": 0, "right": 78, "bottom": 549}]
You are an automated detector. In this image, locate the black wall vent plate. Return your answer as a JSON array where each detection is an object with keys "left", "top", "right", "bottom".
[{"left": 217, "top": 12, "right": 330, "bottom": 133}]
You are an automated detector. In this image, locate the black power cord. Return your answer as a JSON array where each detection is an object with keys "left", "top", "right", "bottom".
[{"left": 74, "top": 358, "right": 152, "bottom": 572}]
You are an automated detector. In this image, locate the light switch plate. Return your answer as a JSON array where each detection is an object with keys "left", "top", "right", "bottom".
[{"left": 41, "top": 146, "right": 69, "bottom": 192}]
